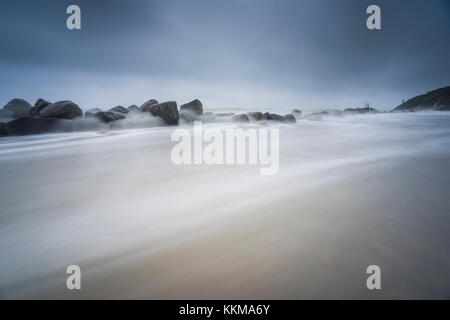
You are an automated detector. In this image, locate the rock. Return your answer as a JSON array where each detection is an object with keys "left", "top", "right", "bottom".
[
  {"left": 3, "top": 99, "right": 32, "bottom": 118},
  {"left": 127, "top": 105, "right": 140, "bottom": 112},
  {"left": 93, "top": 111, "right": 126, "bottom": 123},
  {"left": 0, "top": 122, "right": 6, "bottom": 136},
  {"left": 393, "top": 86, "right": 450, "bottom": 111},
  {"left": 232, "top": 114, "right": 249, "bottom": 123},
  {"left": 39, "top": 100, "right": 83, "bottom": 119},
  {"left": 4, "top": 117, "right": 73, "bottom": 136},
  {"left": 140, "top": 99, "right": 159, "bottom": 111},
  {"left": 85, "top": 108, "right": 102, "bottom": 118},
  {"left": 141, "top": 101, "right": 179, "bottom": 125},
  {"left": 180, "top": 99, "right": 203, "bottom": 115},
  {"left": 283, "top": 114, "right": 297, "bottom": 123},
  {"left": 29, "top": 98, "right": 51, "bottom": 116},
  {"left": 246, "top": 112, "right": 263, "bottom": 121},
  {"left": 262, "top": 112, "right": 285, "bottom": 122},
  {"left": 109, "top": 106, "right": 129, "bottom": 114},
  {"left": 292, "top": 109, "right": 302, "bottom": 116},
  {"left": 262, "top": 112, "right": 296, "bottom": 122},
  {"left": 0, "top": 109, "right": 12, "bottom": 120}
]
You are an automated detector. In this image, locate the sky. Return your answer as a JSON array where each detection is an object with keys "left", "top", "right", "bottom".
[{"left": 0, "top": 0, "right": 449, "bottom": 110}]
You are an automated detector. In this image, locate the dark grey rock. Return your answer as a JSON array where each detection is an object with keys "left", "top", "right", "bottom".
[
  {"left": 3, "top": 99, "right": 32, "bottom": 118},
  {"left": 0, "top": 109, "right": 12, "bottom": 120},
  {"left": 140, "top": 99, "right": 159, "bottom": 111},
  {"left": 39, "top": 100, "right": 83, "bottom": 119},
  {"left": 246, "top": 112, "right": 263, "bottom": 121},
  {"left": 232, "top": 114, "right": 249, "bottom": 123},
  {"left": 4, "top": 117, "right": 73, "bottom": 136},
  {"left": 141, "top": 101, "right": 179, "bottom": 125},
  {"left": 292, "top": 109, "right": 302, "bottom": 116},
  {"left": 109, "top": 106, "right": 129, "bottom": 114},
  {"left": 85, "top": 108, "right": 102, "bottom": 118},
  {"left": 0, "top": 122, "right": 6, "bottom": 136},
  {"left": 71, "top": 118, "right": 106, "bottom": 131},
  {"left": 127, "top": 105, "right": 140, "bottom": 112},
  {"left": 30, "top": 98, "right": 51, "bottom": 116},
  {"left": 180, "top": 99, "right": 203, "bottom": 115},
  {"left": 93, "top": 111, "right": 126, "bottom": 123},
  {"left": 262, "top": 112, "right": 285, "bottom": 122},
  {"left": 283, "top": 114, "right": 297, "bottom": 123}
]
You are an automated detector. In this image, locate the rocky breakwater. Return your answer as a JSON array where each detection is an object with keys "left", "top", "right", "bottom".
[{"left": 0, "top": 97, "right": 301, "bottom": 137}]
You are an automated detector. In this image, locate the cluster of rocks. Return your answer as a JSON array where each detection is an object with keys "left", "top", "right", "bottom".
[
  {"left": 1, "top": 99, "right": 84, "bottom": 136},
  {"left": 229, "top": 112, "right": 297, "bottom": 123},
  {"left": 0, "top": 97, "right": 300, "bottom": 137}
]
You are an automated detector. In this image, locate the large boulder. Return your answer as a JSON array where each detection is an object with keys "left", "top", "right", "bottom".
[
  {"left": 93, "top": 111, "right": 126, "bottom": 123},
  {"left": 140, "top": 99, "right": 159, "bottom": 112},
  {"left": 291, "top": 109, "right": 302, "bottom": 116},
  {"left": 262, "top": 112, "right": 296, "bottom": 122},
  {"left": 4, "top": 117, "right": 73, "bottom": 136},
  {"left": 180, "top": 99, "right": 203, "bottom": 115},
  {"left": 232, "top": 114, "right": 250, "bottom": 123},
  {"left": 3, "top": 99, "right": 32, "bottom": 118},
  {"left": 39, "top": 100, "right": 83, "bottom": 119},
  {"left": 141, "top": 101, "right": 179, "bottom": 125},
  {"left": 29, "top": 98, "right": 51, "bottom": 116},
  {"left": 262, "top": 112, "right": 285, "bottom": 122},
  {"left": 283, "top": 114, "right": 297, "bottom": 123},
  {"left": 246, "top": 112, "right": 263, "bottom": 121},
  {"left": 109, "top": 106, "right": 129, "bottom": 114},
  {"left": 127, "top": 105, "right": 140, "bottom": 112},
  {"left": 84, "top": 108, "right": 102, "bottom": 118},
  {"left": 0, "top": 122, "right": 6, "bottom": 136},
  {"left": 0, "top": 109, "right": 12, "bottom": 120}
]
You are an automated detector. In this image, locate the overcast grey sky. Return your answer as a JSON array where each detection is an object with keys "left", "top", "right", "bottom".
[{"left": 0, "top": 0, "right": 449, "bottom": 110}]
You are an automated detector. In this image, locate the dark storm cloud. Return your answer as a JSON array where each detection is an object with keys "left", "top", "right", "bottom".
[{"left": 0, "top": 0, "right": 449, "bottom": 109}]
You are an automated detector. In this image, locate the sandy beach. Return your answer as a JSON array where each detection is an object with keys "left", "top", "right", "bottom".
[{"left": 1, "top": 111, "right": 450, "bottom": 299}]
